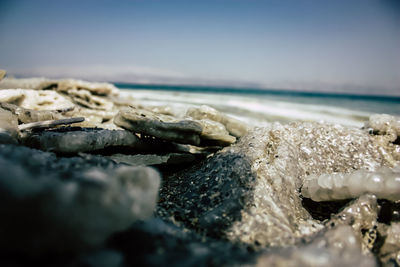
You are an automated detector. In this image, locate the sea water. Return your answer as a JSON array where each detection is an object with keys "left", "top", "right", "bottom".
[{"left": 116, "top": 83, "right": 400, "bottom": 127}]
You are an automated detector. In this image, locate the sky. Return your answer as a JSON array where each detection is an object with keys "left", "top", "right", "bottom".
[{"left": 0, "top": 0, "right": 399, "bottom": 95}]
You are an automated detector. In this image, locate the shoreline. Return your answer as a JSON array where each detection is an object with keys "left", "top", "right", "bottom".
[
  {"left": 0, "top": 76, "right": 399, "bottom": 266},
  {"left": 119, "top": 88, "right": 373, "bottom": 127}
]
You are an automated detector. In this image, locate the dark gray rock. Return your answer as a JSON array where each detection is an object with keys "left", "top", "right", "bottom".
[
  {"left": 107, "top": 218, "right": 256, "bottom": 267},
  {"left": 0, "top": 144, "right": 160, "bottom": 255},
  {"left": 23, "top": 127, "right": 140, "bottom": 153},
  {"left": 158, "top": 152, "right": 256, "bottom": 238}
]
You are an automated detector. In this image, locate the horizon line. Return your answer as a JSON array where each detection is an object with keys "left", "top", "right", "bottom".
[{"left": 114, "top": 82, "right": 400, "bottom": 101}]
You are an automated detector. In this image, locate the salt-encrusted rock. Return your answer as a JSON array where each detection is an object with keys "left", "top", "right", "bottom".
[
  {"left": 115, "top": 107, "right": 203, "bottom": 145},
  {"left": 75, "top": 107, "right": 116, "bottom": 121},
  {"left": 0, "top": 102, "right": 68, "bottom": 123},
  {"left": 256, "top": 195, "right": 382, "bottom": 266},
  {"left": 18, "top": 117, "right": 85, "bottom": 131},
  {"left": 0, "top": 107, "right": 18, "bottom": 144},
  {"left": 197, "top": 118, "right": 236, "bottom": 146},
  {"left": 56, "top": 79, "right": 118, "bottom": 96},
  {"left": 67, "top": 88, "right": 114, "bottom": 110},
  {"left": 301, "top": 166, "right": 400, "bottom": 202},
  {"left": 379, "top": 222, "right": 400, "bottom": 266},
  {"left": 0, "top": 69, "right": 6, "bottom": 81},
  {"left": 256, "top": 225, "right": 376, "bottom": 267},
  {"left": 0, "top": 89, "right": 75, "bottom": 111},
  {"left": 158, "top": 121, "right": 398, "bottom": 248},
  {"left": 325, "top": 194, "right": 380, "bottom": 254},
  {"left": 186, "top": 105, "right": 249, "bottom": 137},
  {"left": 66, "top": 107, "right": 118, "bottom": 129},
  {"left": 0, "top": 144, "right": 160, "bottom": 254},
  {"left": 366, "top": 114, "right": 400, "bottom": 143},
  {"left": 23, "top": 128, "right": 140, "bottom": 153},
  {"left": 115, "top": 106, "right": 237, "bottom": 146}
]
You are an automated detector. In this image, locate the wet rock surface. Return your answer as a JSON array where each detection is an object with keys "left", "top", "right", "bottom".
[{"left": 0, "top": 76, "right": 399, "bottom": 266}]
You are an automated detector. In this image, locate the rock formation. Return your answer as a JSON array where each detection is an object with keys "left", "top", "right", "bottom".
[{"left": 0, "top": 75, "right": 399, "bottom": 266}]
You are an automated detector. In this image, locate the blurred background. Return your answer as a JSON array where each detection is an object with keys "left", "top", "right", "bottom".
[{"left": 0, "top": 0, "right": 399, "bottom": 96}]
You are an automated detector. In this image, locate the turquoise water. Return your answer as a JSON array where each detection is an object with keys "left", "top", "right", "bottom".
[{"left": 115, "top": 83, "right": 400, "bottom": 115}]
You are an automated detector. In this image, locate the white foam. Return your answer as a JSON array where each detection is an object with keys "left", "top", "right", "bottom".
[{"left": 120, "top": 89, "right": 372, "bottom": 127}]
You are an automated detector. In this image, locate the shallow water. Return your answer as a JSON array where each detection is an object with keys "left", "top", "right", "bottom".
[{"left": 117, "top": 84, "right": 400, "bottom": 127}]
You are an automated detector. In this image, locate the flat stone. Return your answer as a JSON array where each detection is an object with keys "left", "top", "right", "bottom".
[
  {"left": 186, "top": 105, "right": 249, "bottom": 137},
  {"left": 114, "top": 107, "right": 203, "bottom": 146},
  {"left": 197, "top": 118, "right": 236, "bottom": 146},
  {"left": 18, "top": 117, "right": 85, "bottom": 131},
  {"left": 24, "top": 128, "right": 140, "bottom": 153},
  {"left": 108, "top": 153, "right": 196, "bottom": 166},
  {"left": 115, "top": 106, "right": 237, "bottom": 146}
]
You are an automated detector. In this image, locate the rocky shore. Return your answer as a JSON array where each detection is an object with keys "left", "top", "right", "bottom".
[{"left": 0, "top": 71, "right": 399, "bottom": 266}]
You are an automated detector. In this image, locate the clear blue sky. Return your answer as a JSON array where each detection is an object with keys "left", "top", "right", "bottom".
[{"left": 0, "top": 0, "right": 399, "bottom": 95}]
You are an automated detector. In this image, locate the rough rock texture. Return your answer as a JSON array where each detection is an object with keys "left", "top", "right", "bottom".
[
  {"left": 115, "top": 106, "right": 237, "bottom": 146},
  {"left": 186, "top": 105, "right": 249, "bottom": 137},
  {"left": 158, "top": 121, "right": 398, "bottom": 248},
  {"left": 302, "top": 166, "right": 400, "bottom": 201},
  {"left": 0, "top": 102, "right": 69, "bottom": 123},
  {"left": 0, "top": 144, "right": 161, "bottom": 254},
  {"left": 326, "top": 194, "right": 380, "bottom": 254},
  {"left": 0, "top": 78, "right": 119, "bottom": 130},
  {"left": 55, "top": 79, "right": 119, "bottom": 96},
  {"left": 23, "top": 128, "right": 140, "bottom": 153},
  {"left": 379, "top": 222, "right": 400, "bottom": 266},
  {"left": 0, "top": 89, "right": 75, "bottom": 111},
  {"left": 2, "top": 76, "right": 400, "bottom": 266},
  {"left": 196, "top": 118, "right": 236, "bottom": 145},
  {"left": 256, "top": 225, "right": 376, "bottom": 267},
  {"left": 115, "top": 107, "right": 204, "bottom": 145},
  {"left": 366, "top": 114, "right": 400, "bottom": 141},
  {"left": 67, "top": 88, "right": 114, "bottom": 110}
]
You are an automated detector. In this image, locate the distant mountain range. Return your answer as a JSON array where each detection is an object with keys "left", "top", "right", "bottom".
[{"left": 5, "top": 65, "right": 400, "bottom": 97}]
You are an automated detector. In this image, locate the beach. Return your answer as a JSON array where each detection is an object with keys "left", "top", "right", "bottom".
[{"left": 0, "top": 76, "right": 399, "bottom": 266}]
